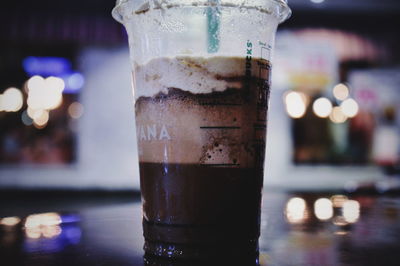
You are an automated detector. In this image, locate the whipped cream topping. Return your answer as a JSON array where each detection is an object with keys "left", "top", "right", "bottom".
[{"left": 133, "top": 56, "right": 252, "bottom": 99}]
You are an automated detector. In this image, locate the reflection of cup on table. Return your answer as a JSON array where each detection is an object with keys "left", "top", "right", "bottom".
[{"left": 113, "top": 0, "right": 290, "bottom": 260}]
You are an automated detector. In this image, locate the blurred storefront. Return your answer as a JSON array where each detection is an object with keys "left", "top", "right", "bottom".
[{"left": 265, "top": 27, "right": 400, "bottom": 189}]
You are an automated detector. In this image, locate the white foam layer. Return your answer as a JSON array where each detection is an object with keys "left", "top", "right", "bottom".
[{"left": 133, "top": 56, "right": 248, "bottom": 99}]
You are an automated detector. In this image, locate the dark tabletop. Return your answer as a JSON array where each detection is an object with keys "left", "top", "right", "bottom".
[{"left": 1, "top": 189, "right": 400, "bottom": 266}]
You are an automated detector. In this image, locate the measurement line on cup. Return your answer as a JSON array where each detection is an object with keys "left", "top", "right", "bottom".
[
  {"left": 200, "top": 126, "right": 241, "bottom": 129},
  {"left": 201, "top": 163, "right": 240, "bottom": 167},
  {"left": 253, "top": 123, "right": 266, "bottom": 129},
  {"left": 200, "top": 102, "right": 242, "bottom": 106}
]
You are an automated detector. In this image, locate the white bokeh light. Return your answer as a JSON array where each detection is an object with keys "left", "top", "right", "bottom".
[
  {"left": 46, "top": 76, "right": 65, "bottom": 92},
  {"left": 0, "top": 87, "right": 24, "bottom": 112},
  {"left": 313, "top": 97, "right": 332, "bottom": 118},
  {"left": 33, "top": 110, "right": 49, "bottom": 126},
  {"left": 24, "top": 213, "right": 62, "bottom": 239},
  {"left": 25, "top": 212, "right": 61, "bottom": 228},
  {"left": 27, "top": 107, "right": 41, "bottom": 119},
  {"left": 342, "top": 200, "right": 360, "bottom": 223},
  {"left": 27, "top": 75, "right": 45, "bottom": 91},
  {"left": 285, "top": 197, "right": 307, "bottom": 224},
  {"left": 27, "top": 107, "right": 35, "bottom": 119},
  {"left": 340, "top": 98, "right": 359, "bottom": 118},
  {"left": 27, "top": 76, "right": 64, "bottom": 111},
  {"left": 329, "top": 106, "right": 347, "bottom": 124},
  {"left": 331, "top": 195, "right": 348, "bottom": 208},
  {"left": 333, "top": 83, "right": 349, "bottom": 101},
  {"left": 0, "top": 216, "right": 21, "bottom": 226},
  {"left": 285, "top": 91, "right": 307, "bottom": 119},
  {"left": 314, "top": 198, "right": 333, "bottom": 220}
]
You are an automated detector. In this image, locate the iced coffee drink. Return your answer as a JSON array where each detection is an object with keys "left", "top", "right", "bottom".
[{"left": 112, "top": 0, "right": 291, "bottom": 261}]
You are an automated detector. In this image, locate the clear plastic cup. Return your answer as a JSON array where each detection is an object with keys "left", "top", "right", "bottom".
[{"left": 113, "top": 0, "right": 290, "bottom": 262}]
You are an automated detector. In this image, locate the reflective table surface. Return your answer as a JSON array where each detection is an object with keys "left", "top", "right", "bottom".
[{"left": 1, "top": 189, "right": 400, "bottom": 266}]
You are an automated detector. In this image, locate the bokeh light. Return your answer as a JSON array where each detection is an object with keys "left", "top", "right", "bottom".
[
  {"left": 314, "top": 198, "right": 333, "bottom": 220},
  {"left": 25, "top": 226, "right": 62, "bottom": 239},
  {"left": 28, "top": 107, "right": 44, "bottom": 119},
  {"left": 67, "top": 73, "right": 85, "bottom": 90},
  {"left": 21, "top": 111, "right": 34, "bottom": 126},
  {"left": 25, "top": 213, "right": 62, "bottom": 228},
  {"left": 342, "top": 200, "right": 360, "bottom": 223},
  {"left": 333, "top": 216, "right": 348, "bottom": 226},
  {"left": 24, "top": 213, "right": 63, "bottom": 239},
  {"left": 42, "top": 225, "right": 62, "bottom": 238},
  {"left": 23, "top": 76, "right": 65, "bottom": 129},
  {"left": 285, "top": 197, "right": 307, "bottom": 224},
  {"left": 27, "top": 75, "right": 64, "bottom": 111},
  {"left": 312, "top": 97, "right": 333, "bottom": 118},
  {"left": 68, "top": 102, "right": 84, "bottom": 119},
  {"left": 27, "top": 75, "right": 45, "bottom": 91},
  {"left": 329, "top": 106, "right": 348, "bottom": 123},
  {"left": 0, "top": 87, "right": 24, "bottom": 112},
  {"left": 284, "top": 91, "right": 307, "bottom": 119},
  {"left": 340, "top": 98, "right": 359, "bottom": 118},
  {"left": 334, "top": 230, "right": 348, "bottom": 236},
  {"left": 0, "top": 216, "right": 21, "bottom": 226},
  {"left": 331, "top": 195, "right": 348, "bottom": 208},
  {"left": 26, "top": 227, "right": 42, "bottom": 239},
  {"left": 46, "top": 76, "right": 65, "bottom": 92},
  {"left": 25, "top": 215, "right": 42, "bottom": 229},
  {"left": 333, "top": 83, "right": 349, "bottom": 101},
  {"left": 33, "top": 110, "right": 49, "bottom": 127}
]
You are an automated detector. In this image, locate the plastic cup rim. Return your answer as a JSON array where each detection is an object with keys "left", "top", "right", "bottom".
[{"left": 112, "top": 0, "right": 291, "bottom": 24}]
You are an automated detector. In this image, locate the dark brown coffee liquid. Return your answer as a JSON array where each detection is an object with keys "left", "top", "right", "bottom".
[{"left": 140, "top": 163, "right": 263, "bottom": 259}]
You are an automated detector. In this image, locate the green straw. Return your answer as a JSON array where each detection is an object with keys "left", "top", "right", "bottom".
[{"left": 207, "top": 0, "right": 220, "bottom": 53}]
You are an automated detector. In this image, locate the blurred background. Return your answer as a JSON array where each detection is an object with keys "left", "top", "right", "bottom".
[
  {"left": 1, "top": 1, "right": 400, "bottom": 265},
  {"left": 1, "top": 0, "right": 399, "bottom": 191}
]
